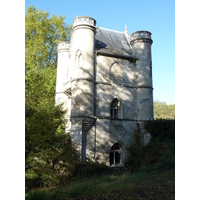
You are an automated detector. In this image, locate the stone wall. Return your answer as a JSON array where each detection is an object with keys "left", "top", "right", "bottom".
[{"left": 55, "top": 16, "right": 154, "bottom": 166}]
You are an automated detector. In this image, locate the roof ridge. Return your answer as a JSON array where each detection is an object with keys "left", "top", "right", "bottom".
[{"left": 98, "top": 27, "right": 124, "bottom": 34}]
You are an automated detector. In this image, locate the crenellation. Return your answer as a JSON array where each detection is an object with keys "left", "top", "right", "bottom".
[
  {"left": 73, "top": 16, "right": 96, "bottom": 27},
  {"left": 131, "top": 30, "right": 152, "bottom": 40},
  {"left": 57, "top": 41, "right": 70, "bottom": 51}
]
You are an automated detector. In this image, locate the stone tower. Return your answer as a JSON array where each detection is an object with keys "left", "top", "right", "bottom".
[
  {"left": 70, "top": 16, "right": 96, "bottom": 161},
  {"left": 55, "top": 16, "right": 154, "bottom": 166},
  {"left": 55, "top": 41, "right": 70, "bottom": 116},
  {"left": 130, "top": 31, "right": 153, "bottom": 144},
  {"left": 130, "top": 31, "right": 153, "bottom": 120}
]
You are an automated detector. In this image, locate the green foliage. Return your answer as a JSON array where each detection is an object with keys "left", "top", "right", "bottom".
[
  {"left": 25, "top": 189, "right": 55, "bottom": 200},
  {"left": 154, "top": 100, "right": 175, "bottom": 119},
  {"left": 126, "top": 120, "right": 175, "bottom": 172},
  {"left": 145, "top": 119, "right": 175, "bottom": 139},
  {"left": 25, "top": 6, "right": 72, "bottom": 71},
  {"left": 25, "top": 6, "right": 76, "bottom": 190},
  {"left": 26, "top": 169, "right": 174, "bottom": 200},
  {"left": 25, "top": 61, "right": 77, "bottom": 189},
  {"left": 142, "top": 138, "right": 175, "bottom": 169},
  {"left": 125, "top": 126, "right": 143, "bottom": 171},
  {"left": 73, "top": 160, "right": 113, "bottom": 177}
]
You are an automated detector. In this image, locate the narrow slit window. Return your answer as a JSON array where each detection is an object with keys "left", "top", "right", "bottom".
[
  {"left": 75, "top": 49, "right": 82, "bottom": 69},
  {"left": 110, "top": 98, "right": 119, "bottom": 119}
]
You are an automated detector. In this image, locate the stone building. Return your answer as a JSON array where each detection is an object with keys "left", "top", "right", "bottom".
[{"left": 55, "top": 16, "right": 153, "bottom": 166}]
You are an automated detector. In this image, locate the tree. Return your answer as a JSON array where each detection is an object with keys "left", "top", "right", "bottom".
[
  {"left": 25, "top": 6, "right": 72, "bottom": 71},
  {"left": 154, "top": 100, "right": 175, "bottom": 119},
  {"left": 25, "top": 6, "right": 76, "bottom": 188}
]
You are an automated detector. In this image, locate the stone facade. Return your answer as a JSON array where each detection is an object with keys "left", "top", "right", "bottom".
[{"left": 55, "top": 16, "right": 153, "bottom": 166}]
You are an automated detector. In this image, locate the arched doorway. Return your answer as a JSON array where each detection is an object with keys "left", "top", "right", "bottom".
[{"left": 110, "top": 142, "right": 122, "bottom": 166}]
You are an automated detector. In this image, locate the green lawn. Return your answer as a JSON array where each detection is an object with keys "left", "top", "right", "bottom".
[{"left": 26, "top": 168, "right": 175, "bottom": 200}]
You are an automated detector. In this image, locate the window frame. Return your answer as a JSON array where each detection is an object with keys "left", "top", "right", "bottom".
[
  {"left": 110, "top": 143, "right": 122, "bottom": 166},
  {"left": 110, "top": 98, "right": 119, "bottom": 119}
]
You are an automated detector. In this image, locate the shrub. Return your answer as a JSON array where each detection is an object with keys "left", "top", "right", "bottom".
[
  {"left": 25, "top": 189, "right": 54, "bottom": 200},
  {"left": 126, "top": 128, "right": 145, "bottom": 171},
  {"left": 73, "top": 160, "right": 113, "bottom": 177},
  {"left": 145, "top": 119, "right": 175, "bottom": 140},
  {"left": 126, "top": 120, "right": 175, "bottom": 172}
]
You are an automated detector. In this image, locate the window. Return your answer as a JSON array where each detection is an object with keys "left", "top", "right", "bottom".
[
  {"left": 110, "top": 143, "right": 122, "bottom": 166},
  {"left": 75, "top": 49, "right": 82, "bottom": 68},
  {"left": 122, "top": 41, "right": 127, "bottom": 46},
  {"left": 110, "top": 98, "right": 119, "bottom": 119},
  {"left": 110, "top": 62, "right": 123, "bottom": 85}
]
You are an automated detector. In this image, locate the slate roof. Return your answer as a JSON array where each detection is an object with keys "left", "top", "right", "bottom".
[{"left": 95, "top": 27, "right": 132, "bottom": 58}]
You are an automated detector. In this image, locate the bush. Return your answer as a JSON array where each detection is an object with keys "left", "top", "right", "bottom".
[
  {"left": 25, "top": 172, "right": 42, "bottom": 190},
  {"left": 145, "top": 119, "right": 175, "bottom": 140},
  {"left": 125, "top": 129, "right": 144, "bottom": 171},
  {"left": 73, "top": 160, "right": 113, "bottom": 177},
  {"left": 25, "top": 189, "right": 54, "bottom": 200},
  {"left": 126, "top": 120, "right": 175, "bottom": 172}
]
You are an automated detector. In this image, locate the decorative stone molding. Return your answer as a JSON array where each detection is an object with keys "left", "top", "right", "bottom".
[
  {"left": 57, "top": 41, "right": 70, "bottom": 52},
  {"left": 131, "top": 30, "right": 152, "bottom": 40},
  {"left": 73, "top": 16, "right": 96, "bottom": 27},
  {"left": 130, "top": 30, "right": 153, "bottom": 44},
  {"left": 124, "top": 24, "right": 131, "bottom": 45},
  {"left": 82, "top": 118, "right": 95, "bottom": 133}
]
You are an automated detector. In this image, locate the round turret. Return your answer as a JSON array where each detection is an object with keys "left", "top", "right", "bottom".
[
  {"left": 73, "top": 16, "right": 96, "bottom": 29},
  {"left": 130, "top": 30, "right": 153, "bottom": 120},
  {"left": 57, "top": 41, "right": 70, "bottom": 52},
  {"left": 70, "top": 16, "right": 97, "bottom": 117},
  {"left": 56, "top": 42, "right": 70, "bottom": 92},
  {"left": 55, "top": 41, "right": 70, "bottom": 106},
  {"left": 130, "top": 30, "right": 153, "bottom": 87},
  {"left": 131, "top": 30, "right": 152, "bottom": 42}
]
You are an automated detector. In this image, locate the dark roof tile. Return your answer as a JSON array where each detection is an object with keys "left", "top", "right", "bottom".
[{"left": 95, "top": 27, "right": 132, "bottom": 57}]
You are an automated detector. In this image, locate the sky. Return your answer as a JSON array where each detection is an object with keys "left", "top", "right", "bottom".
[{"left": 25, "top": 0, "right": 175, "bottom": 105}]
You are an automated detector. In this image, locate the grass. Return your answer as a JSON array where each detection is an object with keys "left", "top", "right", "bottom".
[
  {"left": 26, "top": 168, "right": 175, "bottom": 200},
  {"left": 25, "top": 188, "right": 56, "bottom": 200},
  {"left": 26, "top": 120, "right": 175, "bottom": 199}
]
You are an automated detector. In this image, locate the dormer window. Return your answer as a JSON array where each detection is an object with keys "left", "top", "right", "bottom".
[
  {"left": 122, "top": 41, "right": 127, "bottom": 45},
  {"left": 110, "top": 98, "right": 119, "bottom": 119}
]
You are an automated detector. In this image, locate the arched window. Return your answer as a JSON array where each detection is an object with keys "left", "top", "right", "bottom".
[
  {"left": 110, "top": 98, "right": 119, "bottom": 119},
  {"left": 110, "top": 142, "right": 122, "bottom": 166},
  {"left": 75, "top": 49, "right": 83, "bottom": 68},
  {"left": 110, "top": 62, "right": 123, "bottom": 85}
]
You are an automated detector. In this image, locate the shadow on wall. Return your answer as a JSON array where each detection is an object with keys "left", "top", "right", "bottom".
[
  {"left": 86, "top": 117, "right": 136, "bottom": 165},
  {"left": 69, "top": 42, "right": 152, "bottom": 164}
]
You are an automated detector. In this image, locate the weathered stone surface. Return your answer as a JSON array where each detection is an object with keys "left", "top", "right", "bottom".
[{"left": 55, "top": 16, "right": 154, "bottom": 166}]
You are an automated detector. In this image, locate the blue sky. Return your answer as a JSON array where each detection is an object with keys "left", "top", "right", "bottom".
[{"left": 25, "top": 0, "right": 175, "bottom": 104}]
